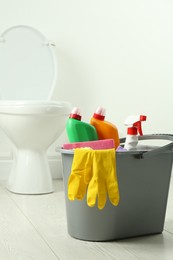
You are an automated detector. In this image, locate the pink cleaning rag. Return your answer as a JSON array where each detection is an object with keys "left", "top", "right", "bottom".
[{"left": 62, "top": 139, "right": 115, "bottom": 150}]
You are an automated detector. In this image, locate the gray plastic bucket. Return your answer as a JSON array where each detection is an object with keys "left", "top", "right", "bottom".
[{"left": 59, "top": 134, "right": 173, "bottom": 241}]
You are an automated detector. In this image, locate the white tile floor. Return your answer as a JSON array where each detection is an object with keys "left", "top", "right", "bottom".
[{"left": 0, "top": 177, "right": 173, "bottom": 260}]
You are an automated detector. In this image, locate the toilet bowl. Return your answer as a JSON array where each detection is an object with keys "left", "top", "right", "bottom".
[{"left": 0, "top": 25, "right": 71, "bottom": 194}]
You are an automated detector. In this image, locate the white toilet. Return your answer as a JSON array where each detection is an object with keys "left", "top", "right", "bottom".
[{"left": 0, "top": 25, "right": 71, "bottom": 194}]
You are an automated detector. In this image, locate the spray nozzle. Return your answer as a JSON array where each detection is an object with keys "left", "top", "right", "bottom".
[{"left": 125, "top": 115, "right": 147, "bottom": 136}]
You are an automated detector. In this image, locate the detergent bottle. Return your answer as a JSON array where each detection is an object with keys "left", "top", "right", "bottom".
[
  {"left": 66, "top": 107, "right": 98, "bottom": 143},
  {"left": 90, "top": 107, "right": 120, "bottom": 149},
  {"left": 124, "top": 115, "right": 147, "bottom": 150}
]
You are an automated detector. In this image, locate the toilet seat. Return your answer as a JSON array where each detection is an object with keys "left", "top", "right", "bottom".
[{"left": 0, "top": 25, "right": 57, "bottom": 100}]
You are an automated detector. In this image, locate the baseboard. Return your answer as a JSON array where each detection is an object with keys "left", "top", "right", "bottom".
[{"left": 0, "top": 153, "right": 63, "bottom": 180}]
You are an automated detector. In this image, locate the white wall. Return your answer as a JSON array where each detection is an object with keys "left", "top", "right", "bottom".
[{"left": 0, "top": 0, "right": 173, "bottom": 177}]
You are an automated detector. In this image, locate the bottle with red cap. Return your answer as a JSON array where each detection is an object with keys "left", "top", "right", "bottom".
[
  {"left": 66, "top": 107, "right": 98, "bottom": 143},
  {"left": 124, "top": 115, "right": 147, "bottom": 150},
  {"left": 90, "top": 106, "right": 120, "bottom": 149}
]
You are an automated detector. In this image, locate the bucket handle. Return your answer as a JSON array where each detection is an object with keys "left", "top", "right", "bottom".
[{"left": 120, "top": 134, "right": 173, "bottom": 159}]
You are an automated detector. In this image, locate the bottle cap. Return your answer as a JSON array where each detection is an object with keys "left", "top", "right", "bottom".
[
  {"left": 93, "top": 106, "right": 106, "bottom": 120},
  {"left": 127, "top": 127, "right": 137, "bottom": 135},
  {"left": 69, "top": 107, "right": 82, "bottom": 120}
]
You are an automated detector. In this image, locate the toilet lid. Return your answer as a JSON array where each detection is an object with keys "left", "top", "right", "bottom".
[{"left": 0, "top": 25, "right": 57, "bottom": 100}]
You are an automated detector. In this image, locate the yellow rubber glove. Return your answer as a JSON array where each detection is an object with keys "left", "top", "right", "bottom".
[
  {"left": 68, "top": 148, "right": 92, "bottom": 201},
  {"left": 87, "top": 149, "right": 119, "bottom": 210}
]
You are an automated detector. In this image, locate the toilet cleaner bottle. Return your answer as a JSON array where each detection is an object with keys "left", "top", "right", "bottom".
[
  {"left": 90, "top": 107, "right": 120, "bottom": 149},
  {"left": 66, "top": 107, "right": 98, "bottom": 143},
  {"left": 124, "top": 115, "right": 147, "bottom": 150}
]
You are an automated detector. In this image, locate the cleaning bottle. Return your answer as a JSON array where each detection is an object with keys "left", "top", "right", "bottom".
[
  {"left": 66, "top": 107, "right": 98, "bottom": 143},
  {"left": 124, "top": 115, "right": 147, "bottom": 150},
  {"left": 90, "top": 107, "right": 120, "bottom": 149}
]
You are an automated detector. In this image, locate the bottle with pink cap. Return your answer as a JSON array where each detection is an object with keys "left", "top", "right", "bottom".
[
  {"left": 90, "top": 106, "right": 120, "bottom": 149},
  {"left": 66, "top": 107, "right": 98, "bottom": 143}
]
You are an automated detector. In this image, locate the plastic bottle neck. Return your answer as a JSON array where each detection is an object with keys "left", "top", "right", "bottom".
[
  {"left": 127, "top": 127, "right": 137, "bottom": 135},
  {"left": 93, "top": 113, "right": 105, "bottom": 121},
  {"left": 69, "top": 113, "right": 82, "bottom": 121}
]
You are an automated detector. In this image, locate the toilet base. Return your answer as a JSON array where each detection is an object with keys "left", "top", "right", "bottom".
[{"left": 6, "top": 149, "right": 53, "bottom": 194}]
